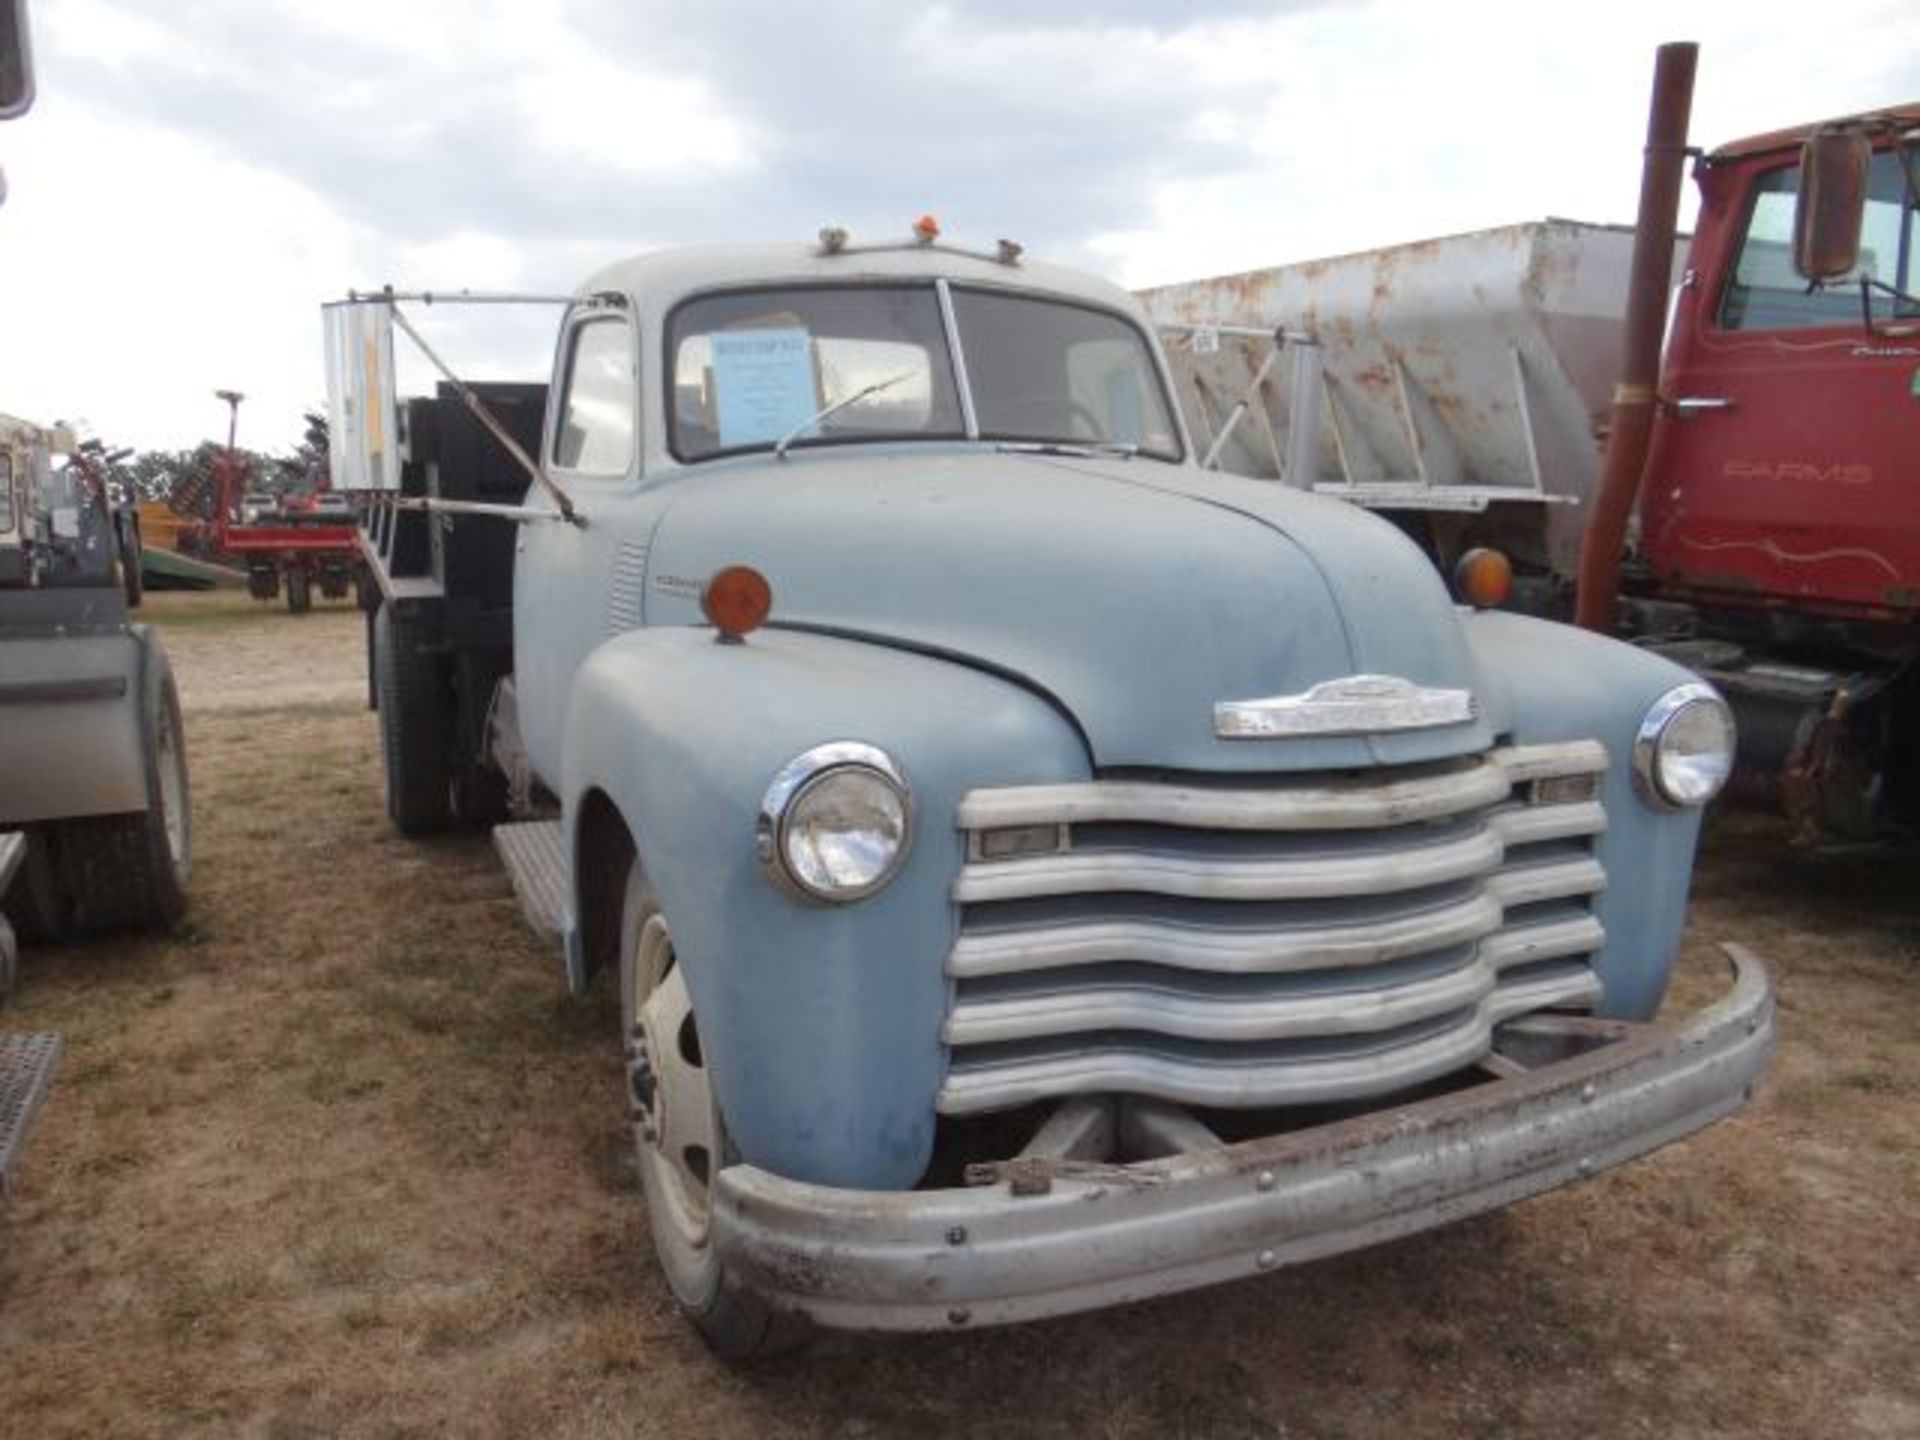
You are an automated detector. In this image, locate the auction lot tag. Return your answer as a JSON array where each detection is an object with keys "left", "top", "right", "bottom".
[{"left": 713, "top": 329, "right": 815, "bottom": 447}]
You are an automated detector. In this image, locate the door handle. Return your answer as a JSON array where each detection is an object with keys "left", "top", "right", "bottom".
[{"left": 1671, "top": 395, "right": 1734, "bottom": 414}]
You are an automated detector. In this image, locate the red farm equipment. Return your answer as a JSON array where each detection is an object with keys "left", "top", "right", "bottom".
[{"left": 204, "top": 390, "right": 360, "bottom": 613}]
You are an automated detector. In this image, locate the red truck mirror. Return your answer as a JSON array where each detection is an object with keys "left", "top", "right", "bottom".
[
  {"left": 1793, "top": 123, "right": 1872, "bottom": 281},
  {"left": 0, "top": 0, "right": 32, "bottom": 121}
]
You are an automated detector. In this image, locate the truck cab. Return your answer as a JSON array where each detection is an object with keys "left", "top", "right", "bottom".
[
  {"left": 1642, "top": 107, "right": 1919, "bottom": 612},
  {"left": 344, "top": 231, "right": 1772, "bottom": 1356},
  {"left": 1632, "top": 106, "right": 1920, "bottom": 835}
]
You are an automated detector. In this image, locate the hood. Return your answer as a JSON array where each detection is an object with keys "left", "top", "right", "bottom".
[{"left": 644, "top": 450, "right": 1491, "bottom": 772}]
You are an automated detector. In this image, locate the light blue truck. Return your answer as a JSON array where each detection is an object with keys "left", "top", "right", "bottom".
[{"left": 337, "top": 228, "right": 1774, "bottom": 1357}]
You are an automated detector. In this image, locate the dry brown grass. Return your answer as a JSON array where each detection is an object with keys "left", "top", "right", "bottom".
[{"left": 0, "top": 593, "right": 1915, "bottom": 1437}]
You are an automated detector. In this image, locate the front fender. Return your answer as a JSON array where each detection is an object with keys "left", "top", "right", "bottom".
[
  {"left": 1462, "top": 610, "right": 1711, "bottom": 1019},
  {"left": 561, "top": 627, "right": 1088, "bottom": 1190}
]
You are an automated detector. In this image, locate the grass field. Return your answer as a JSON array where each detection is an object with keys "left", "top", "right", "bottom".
[{"left": 0, "top": 590, "right": 1915, "bottom": 1438}]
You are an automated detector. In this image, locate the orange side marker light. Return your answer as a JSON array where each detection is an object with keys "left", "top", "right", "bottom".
[{"left": 1454, "top": 547, "right": 1513, "bottom": 610}]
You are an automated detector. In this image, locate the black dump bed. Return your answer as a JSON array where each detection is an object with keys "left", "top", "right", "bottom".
[
  {"left": 358, "top": 381, "right": 550, "bottom": 827},
  {"left": 359, "top": 381, "right": 547, "bottom": 638}
]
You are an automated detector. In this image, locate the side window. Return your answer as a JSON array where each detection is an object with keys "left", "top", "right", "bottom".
[
  {"left": 553, "top": 317, "right": 636, "bottom": 474},
  {"left": 1720, "top": 152, "right": 1918, "bottom": 331}
]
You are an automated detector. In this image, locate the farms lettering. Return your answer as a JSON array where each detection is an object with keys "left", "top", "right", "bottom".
[{"left": 1723, "top": 460, "right": 1872, "bottom": 487}]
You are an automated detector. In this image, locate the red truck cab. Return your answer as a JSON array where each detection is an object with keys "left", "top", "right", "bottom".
[
  {"left": 1642, "top": 106, "right": 1920, "bottom": 617},
  {"left": 1631, "top": 106, "right": 1920, "bottom": 836}
]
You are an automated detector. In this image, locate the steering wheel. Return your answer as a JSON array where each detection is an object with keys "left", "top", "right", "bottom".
[{"left": 997, "top": 397, "right": 1105, "bottom": 442}]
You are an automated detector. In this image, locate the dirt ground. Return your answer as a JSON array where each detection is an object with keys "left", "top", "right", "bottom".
[{"left": 0, "top": 590, "right": 1915, "bottom": 1439}]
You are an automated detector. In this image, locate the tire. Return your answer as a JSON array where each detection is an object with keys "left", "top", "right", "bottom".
[
  {"left": 364, "top": 602, "right": 380, "bottom": 712},
  {"left": 374, "top": 602, "right": 452, "bottom": 834},
  {"left": 619, "top": 865, "right": 807, "bottom": 1360},
  {"left": 286, "top": 565, "right": 312, "bottom": 614},
  {"left": 0, "top": 914, "right": 17, "bottom": 1004},
  {"left": 56, "top": 627, "right": 191, "bottom": 935},
  {"left": 3, "top": 830, "right": 73, "bottom": 943},
  {"left": 451, "top": 763, "right": 509, "bottom": 828}
]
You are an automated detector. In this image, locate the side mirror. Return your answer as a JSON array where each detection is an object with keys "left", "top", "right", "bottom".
[
  {"left": 1793, "top": 122, "right": 1872, "bottom": 281},
  {"left": 0, "top": 0, "right": 33, "bottom": 121}
]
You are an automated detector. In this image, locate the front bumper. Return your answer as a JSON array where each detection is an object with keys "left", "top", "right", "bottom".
[{"left": 712, "top": 945, "right": 1773, "bottom": 1332}]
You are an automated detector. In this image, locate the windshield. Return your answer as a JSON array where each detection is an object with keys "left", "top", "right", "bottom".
[
  {"left": 1720, "top": 144, "right": 1919, "bottom": 330},
  {"left": 951, "top": 287, "right": 1181, "bottom": 458},
  {"left": 668, "top": 281, "right": 1181, "bottom": 462},
  {"left": 671, "top": 286, "right": 963, "bottom": 461}
]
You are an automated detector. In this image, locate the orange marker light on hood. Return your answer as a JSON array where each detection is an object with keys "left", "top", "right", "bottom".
[{"left": 702, "top": 566, "right": 773, "bottom": 641}]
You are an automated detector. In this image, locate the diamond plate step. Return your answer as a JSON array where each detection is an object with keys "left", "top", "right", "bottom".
[
  {"left": 493, "top": 820, "right": 568, "bottom": 941},
  {"left": 0, "top": 1032, "right": 61, "bottom": 1191}
]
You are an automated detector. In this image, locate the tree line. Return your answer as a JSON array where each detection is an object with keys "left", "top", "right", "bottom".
[{"left": 103, "top": 412, "right": 330, "bottom": 514}]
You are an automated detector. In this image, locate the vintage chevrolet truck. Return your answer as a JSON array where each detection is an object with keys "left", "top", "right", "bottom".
[{"left": 334, "top": 228, "right": 1774, "bottom": 1357}]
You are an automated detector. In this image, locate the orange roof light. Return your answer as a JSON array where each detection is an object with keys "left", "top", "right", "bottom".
[
  {"left": 912, "top": 214, "right": 940, "bottom": 244},
  {"left": 1454, "top": 547, "right": 1514, "bottom": 610},
  {"left": 702, "top": 565, "right": 773, "bottom": 641}
]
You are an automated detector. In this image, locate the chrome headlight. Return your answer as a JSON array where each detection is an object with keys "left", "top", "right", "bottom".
[
  {"left": 1633, "top": 682, "right": 1736, "bottom": 809},
  {"left": 758, "top": 743, "right": 911, "bottom": 902}
]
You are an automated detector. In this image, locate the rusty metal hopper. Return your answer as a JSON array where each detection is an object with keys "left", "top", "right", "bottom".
[{"left": 1139, "top": 221, "right": 1688, "bottom": 573}]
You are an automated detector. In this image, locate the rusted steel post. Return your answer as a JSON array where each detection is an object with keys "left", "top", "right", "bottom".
[{"left": 1574, "top": 41, "right": 1698, "bottom": 632}]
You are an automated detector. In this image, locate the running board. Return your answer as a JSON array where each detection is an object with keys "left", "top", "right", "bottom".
[
  {"left": 0, "top": 1032, "right": 61, "bottom": 1192},
  {"left": 492, "top": 820, "right": 568, "bottom": 941}
]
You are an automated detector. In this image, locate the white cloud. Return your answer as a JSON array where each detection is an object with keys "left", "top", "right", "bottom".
[
  {"left": 0, "top": 0, "right": 1913, "bottom": 454},
  {"left": 512, "top": 42, "right": 755, "bottom": 176},
  {"left": 0, "top": 100, "right": 363, "bottom": 450}
]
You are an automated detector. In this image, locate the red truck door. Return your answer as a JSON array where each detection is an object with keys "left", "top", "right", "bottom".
[{"left": 1641, "top": 140, "right": 1920, "bottom": 618}]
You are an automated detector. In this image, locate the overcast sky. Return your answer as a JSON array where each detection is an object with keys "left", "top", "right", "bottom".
[{"left": 0, "top": 0, "right": 1913, "bottom": 453}]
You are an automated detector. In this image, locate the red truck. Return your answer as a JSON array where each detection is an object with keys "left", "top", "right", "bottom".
[
  {"left": 1145, "top": 88, "right": 1918, "bottom": 842},
  {"left": 1629, "top": 104, "right": 1919, "bottom": 838}
]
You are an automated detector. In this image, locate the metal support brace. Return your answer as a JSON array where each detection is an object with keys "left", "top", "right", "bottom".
[
  {"left": 1201, "top": 346, "right": 1281, "bottom": 471},
  {"left": 374, "top": 495, "right": 569, "bottom": 524},
  {"left": 381, "top": 298, "right": 584, "bottom": 528},
  {"left": 1283, "top": 338, "right": 1324, "bottom": 487}
]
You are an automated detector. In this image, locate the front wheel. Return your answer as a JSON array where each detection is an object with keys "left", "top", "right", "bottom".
[{"left": 618, "top": 865, "right": 804, "bottom": 1360}]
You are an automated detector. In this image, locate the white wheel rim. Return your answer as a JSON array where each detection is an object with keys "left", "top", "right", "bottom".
[
  {"left": 155, "top": 692, "right": 187, "bottom": 864},
  {"left": 625, "top": 914, "right": 718, "bottom": 1249}
]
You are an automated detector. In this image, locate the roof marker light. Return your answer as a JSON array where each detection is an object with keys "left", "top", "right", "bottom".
[{"left": 913, "top": 214, "right": 940, "bottom": 244}]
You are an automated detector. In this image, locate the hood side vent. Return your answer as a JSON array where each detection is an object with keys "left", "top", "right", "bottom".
[{"left": 607, "top": 541, "right": 650, "bottom": 634}]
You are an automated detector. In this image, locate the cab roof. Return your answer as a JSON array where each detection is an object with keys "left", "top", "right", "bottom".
[
  {"left": 1708, "top": 101, "right": 1920, "bottom": 163},
  {"left": 578, "top": 239, "right": 1147, "bottom": 328}
]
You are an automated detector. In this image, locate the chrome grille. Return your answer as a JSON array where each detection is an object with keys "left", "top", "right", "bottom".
[{"left": 940, "top": 742, "right": 1608, "bottom": 1116}]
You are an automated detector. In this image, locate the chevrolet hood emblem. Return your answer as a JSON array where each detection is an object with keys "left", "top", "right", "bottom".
[{"left": 1215, "top": 674, "right": 1476, "bottom": 739}]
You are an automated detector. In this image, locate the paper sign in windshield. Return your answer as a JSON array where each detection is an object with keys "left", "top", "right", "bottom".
[{"left": 712, "top": 329, "right": 816, "bottom": 447}]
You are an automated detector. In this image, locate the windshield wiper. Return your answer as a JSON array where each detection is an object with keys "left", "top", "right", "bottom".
[
  {"left": 995, "top": 440, "right": 1140, "bottom": 460},
  {"left": 774, "top": 370, "right": 917, "bottom": 461}
]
